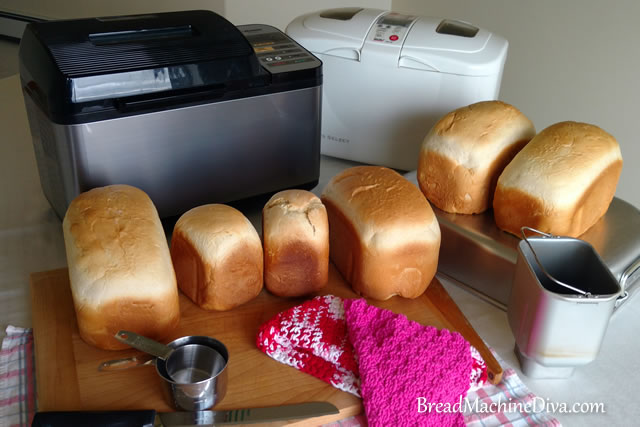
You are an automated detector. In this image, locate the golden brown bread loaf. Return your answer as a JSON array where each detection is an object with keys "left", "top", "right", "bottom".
[
  {"left": 494, "top": 121, "right": 623, "bottom": 237},
  {"left": 418, "top": 101, "right": 536, "bottom": 214},
  {"left": 262, "top": 190, "right": 329, "bottom": 297},
  {"left": 62, "top": 185, "right": 180, "bottom": 350},
  {"left": 321, "top": 166, "right": 441, "bottom": 300},
  {"left": 171, "top": 204, "right": 263, "bottom": 311}
]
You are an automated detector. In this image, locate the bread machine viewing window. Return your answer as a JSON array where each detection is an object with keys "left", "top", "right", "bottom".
[
  {"left": 319, "top": 8, "right": 364, "bottom": 21},
  {"left": 436, "top": 19, "right": 479, "bottom": 37}
]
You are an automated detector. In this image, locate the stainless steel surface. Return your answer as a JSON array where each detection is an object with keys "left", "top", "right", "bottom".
[
  {"left": 115, "top": 330, "right": 226, "bottom": 387},
  {"left": 437, "top": 198, "right": 640, "bottom": 307},
  {"left": 445, "top": 197, "right": 640, "bottom": 307},
  {"left": 156, "top": 401, "right": 339, "bottom": 426},
  {"left": 408, "top": 168, "right": 640, "bottom": 310},
  {"left": 507, "top": 236, "right": 621, "bottom": 379},
  {"left": 157, "top": 336, "right": 229, "bottom": 411},
  {"left": 23, "top": 85, "right": 321, "bottom": 219}
]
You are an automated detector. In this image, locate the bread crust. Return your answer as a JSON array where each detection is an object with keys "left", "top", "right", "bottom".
[
  {"left": 321, "top": 166, "right": 440, "bottom": 300},
  {"left": 262, "top": 190, "right": 329, "bottom": 297},
  {"left": 62, "top": 185, "right": 180, "bottom": 350},
  {"left": 494, "top": 160, "right": 623, "bottom": 237},
  {"left": 171, "top": 204, "right": 263, "bottom": 311},
  {"left": 418, "top": 101, "right": 535, "bottom": 214},
  {"left": 74, "top": 297, "right": 180, "bottom": 350},
  {"left": 494, "top": 121, "right": 623, "bottom": 237}
]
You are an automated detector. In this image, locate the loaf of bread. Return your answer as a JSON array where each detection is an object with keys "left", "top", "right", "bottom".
[
  {"left": 494, "top": 121, "right": 623, "bottom": 237},
  {"left": 418, "top": 101, "right": 536, "bottom": 214},
  {"left": 171, "top": 204, "right": 263, "bottom": 311},
  {"left": 62, "top": 185, "right": 180, "bottom": 350},
  {"left": 321, "top": 166, "right": 441, "bottom": 300},
  {"left": 262, "top": 190, "right": 329, "bottom": 297}
]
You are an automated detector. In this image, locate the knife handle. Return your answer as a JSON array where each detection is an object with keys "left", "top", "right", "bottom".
[{"left": 31, "top": 410, "right": 156, "bottom": 427}]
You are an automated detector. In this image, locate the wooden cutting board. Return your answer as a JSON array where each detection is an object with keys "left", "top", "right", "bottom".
[{"left": 30, "top": 265, "right": 501, "bottom": 425}]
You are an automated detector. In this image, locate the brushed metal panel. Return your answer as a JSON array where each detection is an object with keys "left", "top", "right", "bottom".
[{"left": 27, "top": 86, "right": 321, "bottom": 219}]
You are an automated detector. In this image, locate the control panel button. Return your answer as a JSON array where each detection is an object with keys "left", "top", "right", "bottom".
[{"left": 389, "top": 35, "right": 399, "bottom": 41}]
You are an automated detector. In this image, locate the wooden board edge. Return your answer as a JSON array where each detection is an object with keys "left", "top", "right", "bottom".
[
  {"left": 426, "top": 278, "right": 503, "bottom": 384},
  {"left": 285, "top": 400, "right": 362, "bottom": 426},
  {"left": 30, "top": 269, "right": 83, "bottom": 410}
]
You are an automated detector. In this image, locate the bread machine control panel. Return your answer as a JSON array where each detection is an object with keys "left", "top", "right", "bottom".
[
  {"left": 240, "top": 24, "right": 321, "bottom": 74},
  {"left": 367, "top": 12, "right": 417, "bottom": 44}
]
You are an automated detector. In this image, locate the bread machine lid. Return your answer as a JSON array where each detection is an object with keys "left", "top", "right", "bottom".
[
  {"left": 19, "top": 10, "right": 321, "bottom": 124},
  {"left": 285, "top": 7, "right": 387, "bottom": 60},
  {"left": 287, "top": 8, "right": 507, "bottom": 76},
  {"left": 399, "top": 17, "right": 508, "bottom": 76}
]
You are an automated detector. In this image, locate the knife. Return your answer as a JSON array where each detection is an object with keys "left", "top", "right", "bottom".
[{"left": 31, "top": 401, "right": 340, "bottom": 426}]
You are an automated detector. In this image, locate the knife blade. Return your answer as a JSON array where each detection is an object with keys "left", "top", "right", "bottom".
[
  {"left": 156, "top": 401, "right": 339, "bottom": 425},
  {"left": 31, "top": 401, "right": 340, "bottom": 426}
]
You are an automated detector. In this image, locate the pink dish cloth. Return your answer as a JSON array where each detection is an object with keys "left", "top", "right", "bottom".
[
  {"left": 343, "top": 298, "right": 471, "bottom": 427},
  {"left": 257, "top": 295, "right": 486, "bottom": 426}
]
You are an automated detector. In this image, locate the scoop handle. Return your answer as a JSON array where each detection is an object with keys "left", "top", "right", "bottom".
[
  {"left": 114, "top": 330, "right": 174, "bottom": 361},
  {"left": 98, "top": 355, "right": 155, "bottom": 372}
]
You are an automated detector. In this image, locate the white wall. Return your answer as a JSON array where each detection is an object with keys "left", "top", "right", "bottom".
[
  {"left": 224, "top": 0, "right": 390, "bottom": 30},
  {"left": 394, "top": 0, "right": 640, "bottom": 208},
  {"left": 0, "top": 1, "right": 390, "bottom": 29}
]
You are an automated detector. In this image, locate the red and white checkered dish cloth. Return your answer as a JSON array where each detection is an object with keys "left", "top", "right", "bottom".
[
  {"left": 0, "top": 326, "right": 36, "bottom": 427},
  {"left": 257, "top": 295, "right": 487, "bottom": 398}
]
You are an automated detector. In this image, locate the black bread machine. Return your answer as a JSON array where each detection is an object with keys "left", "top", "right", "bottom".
[{"left": 19, "top": 10, "right": 322, "bottom": 218}]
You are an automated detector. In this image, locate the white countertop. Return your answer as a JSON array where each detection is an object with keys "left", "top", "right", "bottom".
[{"left": 1, "top": 74, "right": 638, "bottom": 426}]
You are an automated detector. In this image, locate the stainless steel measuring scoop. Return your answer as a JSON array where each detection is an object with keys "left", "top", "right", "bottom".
[
  {"left": 107, "top": 332, "right": 229, "bottom": 411},
  {"left": 114, "top": 331, "right": 224, "bottom": 384}
]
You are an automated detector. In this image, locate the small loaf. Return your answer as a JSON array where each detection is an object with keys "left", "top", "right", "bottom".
[
  {"left": 321, "top": 166, "right": 441, "bottom": 300},
  {"left": 62, "top": 185, "right": 180, "bottom": 350},
  {"left": 418, "top": 101, "right": 536, "bottom": 214},
  {"left": 494, "top": 121, "right": 623, "bottom": 237},
  {"left": 171, "top": 204, "right": 263, "bottom": 311},
  {"left": 263, "top": 190, "right": 329, "bottom": 297}
]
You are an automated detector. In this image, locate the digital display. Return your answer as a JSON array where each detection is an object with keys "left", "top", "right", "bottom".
[{"left": 379, "top": 14, "right": 415, "bottom": 28}]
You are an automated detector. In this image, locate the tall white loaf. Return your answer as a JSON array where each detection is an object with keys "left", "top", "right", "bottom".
[
  {"left": 170, "top": 204, "right": 264, "bottom": 311},
  {"left": 418, "top": 101, "right": 535, "bottom": 214},
  {"left": 321, "top": 166, "right": 441, "bottom": 300},
  {"left": 494, "top": 121, "right": 623, "bottom": 237},
  {"left": 262, "top": 190, "right": 329, "bottom": 297},
  {"left": 62, "top": 185, "right": 180, "bottom": 350}
]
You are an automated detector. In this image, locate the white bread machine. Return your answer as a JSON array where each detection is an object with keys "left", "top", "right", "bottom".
[{"left": 287, "top": 8, "right": 508, "bottom": 170}]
